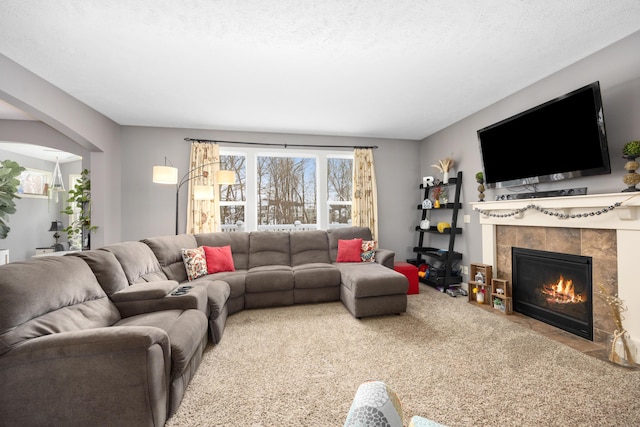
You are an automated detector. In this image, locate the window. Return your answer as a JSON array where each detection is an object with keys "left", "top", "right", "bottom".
[
  {"left": 257, "top": 154, "right": 316, "bottom": 227},
  {"left": 219, "top": 148, "right": 352, "bottom": 231},
  {"left": 219, "top": 154, "right": 246, "bottom": 231},
  {"left": 327, "top": 156, "right": 352, "bottom": 225}
]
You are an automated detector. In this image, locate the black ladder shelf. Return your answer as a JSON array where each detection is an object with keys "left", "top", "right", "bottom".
[{"left": 410, "top": 171, "right": 463, "bottom": 290}]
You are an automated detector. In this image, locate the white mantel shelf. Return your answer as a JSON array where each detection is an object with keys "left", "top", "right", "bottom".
[
  {"left": 470, "top": 192, "right": 640, "bottom": 230},
  {"left": 470, "top": 191, "right": 640, "bottom": 351}
]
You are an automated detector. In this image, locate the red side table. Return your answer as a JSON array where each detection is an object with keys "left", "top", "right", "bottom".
[{"left": 394, "top": 262, "right": 419, "bottom": 294}]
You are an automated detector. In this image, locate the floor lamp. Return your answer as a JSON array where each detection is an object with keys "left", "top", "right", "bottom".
[{"left": 152, "top": 160, "right": 236, "bottom": 234}]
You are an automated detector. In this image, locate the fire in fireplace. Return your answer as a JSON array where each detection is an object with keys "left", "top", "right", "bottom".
[{"left": 512, "top": 247, "right": 593, "bottom": 340}]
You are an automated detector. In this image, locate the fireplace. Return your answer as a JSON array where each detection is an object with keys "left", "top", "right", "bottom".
[{"left": 512, "top": 247, "right": 593, "bottom": 341}]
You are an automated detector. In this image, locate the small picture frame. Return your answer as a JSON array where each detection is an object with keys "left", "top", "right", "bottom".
[{"left": 17, "top": 168, "right": 51, "bottom": 199}]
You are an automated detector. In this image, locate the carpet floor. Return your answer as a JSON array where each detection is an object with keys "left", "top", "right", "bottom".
[{"left": 166, "top": 284, "right": 640, "bottom": 426}]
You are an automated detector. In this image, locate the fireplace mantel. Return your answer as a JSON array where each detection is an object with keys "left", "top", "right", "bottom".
[
  {"left": 471, "top": 192, "right": 640, "bottom": 230},
  {"left": 470, "top": 192, "right": 640, "bottom": 352}
]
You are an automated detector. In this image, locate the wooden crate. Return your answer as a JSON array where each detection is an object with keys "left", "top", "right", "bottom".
[
  {"left": 490, "top": 278, "right": 512, "bottom": 314},
  {"left": 468, "top": 263, "right": 492, "bottom": 304}
]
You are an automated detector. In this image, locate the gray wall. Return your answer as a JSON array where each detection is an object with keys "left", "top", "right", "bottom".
[
  {"left": 419, "top": 30, "right": 640, "bottom": 282},
  {"left": 120, "top": 126, "right": 420, "bottom": 260}
]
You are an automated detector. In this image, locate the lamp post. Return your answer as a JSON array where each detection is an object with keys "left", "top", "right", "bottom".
[{"left": 153, "top": 160, "right": 235, "bottom": 234}]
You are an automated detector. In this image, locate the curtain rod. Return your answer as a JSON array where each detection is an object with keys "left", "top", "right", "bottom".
[{"left": 184, "top": 137, "right": 378, "bottom": 149}]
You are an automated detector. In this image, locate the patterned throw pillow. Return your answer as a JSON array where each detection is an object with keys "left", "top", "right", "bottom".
[
  {"left": 361, "top": 240, "right": 377, "bottom": 262},
  {"left": 181, "top": 247, "right": 208, "bottom": 281},
  {"left": 344, "top": 380, "right": 404, "bottom": 427}
]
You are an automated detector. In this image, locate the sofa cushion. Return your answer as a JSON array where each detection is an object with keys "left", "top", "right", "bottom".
[
  {"left": 245, "top": 265, "right": 294, "bottom": 292},
  {"left": 198, "top": 270, "right": 246, "bottom": 299},
  {"left": 142, "top": 234, "right": 199, "bottom": 282},
  {"left": 104, "top": 241, "right": 167, "bottom": 284},
  {"left": 70, "top": 249, "right": 130, "bottom": 296},
  {"left": 181, "top": 247, "right": 208, "bottom": 281},
  {"left": 337, "top": 263, "right": 408, "bottom": 298},
  {"left": 337, "top": 238, "right": 363, "bottom": 262},
  {"left": 249, "top": 231, "right": 291, "bottom": 268},
  {"left": 115, "top": 308, "right": 207, "bottom": 376},
  {"left": 292, "top": 263, "right": 342, "bottom": 289},
  {"left": 203, "top": 245, "right": 235, "bottom": 273},
  {"left": 195, "top": 232, "right": 250, "bottom": 270},
  {"left": 328, "top": 227, "right": 373, "bottom": 262},
  {"left": 0, "top": 257, "right": 121, "bottom": 356},
  {"left": 290, "top": 230, "right": 331, "bottom": 265}
]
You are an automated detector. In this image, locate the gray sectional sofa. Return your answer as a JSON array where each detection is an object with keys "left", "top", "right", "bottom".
[{"left": 0, "top": 226, "right": 408, "bottom": 426}]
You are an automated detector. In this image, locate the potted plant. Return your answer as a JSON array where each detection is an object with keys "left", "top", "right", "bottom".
[
  {"left": 473, "top": 286, "right": 486, "bottom": 304},
  {"left": 61, "top": 169, "right": 97, "bottom": 249},
  {"left": 432, "top": 186, "right": 442, "bottom": 208},
  {"left": 622, "top": 140, "right": 640, "bottom": 158},
  {"left": 0, "top": 159, "right": 25, "bottom": 239},
  {"left": 622, "top": 141, "right": 640, "bottom": 192}
]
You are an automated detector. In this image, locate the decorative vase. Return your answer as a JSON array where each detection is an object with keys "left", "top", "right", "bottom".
[
  {"left": 607, "top": 330, "right": 637, "bottom": 368},
  {"left": 622, "top": 155, "right": 640, "bottom": 192},
  {"left": 477, "top": 183, "right": 485, "bottom": 202},
  {"left": 476, "top": 291, "right": 485, "bottom": 304},
  {"left": 442, "top": 171, "right": 449, "bottom": 184}
]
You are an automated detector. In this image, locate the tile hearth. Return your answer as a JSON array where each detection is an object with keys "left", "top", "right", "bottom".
[{"left": 472, "top": 301, "right": 610, "bottom": 364}]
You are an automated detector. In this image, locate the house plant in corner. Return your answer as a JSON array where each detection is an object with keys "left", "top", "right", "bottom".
[
  {"left": 0, "top": 159, "right": 25, "bottom": 240},
  {"left": 61, "top": 169, "right": 97, "bottom": 249}
]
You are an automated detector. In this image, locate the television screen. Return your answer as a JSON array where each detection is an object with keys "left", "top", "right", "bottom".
[{"left": 478, "top": 81, "right": 611, "bottom": 189}]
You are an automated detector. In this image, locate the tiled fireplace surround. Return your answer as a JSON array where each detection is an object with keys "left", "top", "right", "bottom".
[{"left": 471, "top": 192, "right": 640, "bottom": 354}]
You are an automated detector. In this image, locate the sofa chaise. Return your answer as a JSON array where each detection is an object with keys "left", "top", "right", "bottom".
[{"left": 0, "top": 226, "right": 408, "bottom": 426}]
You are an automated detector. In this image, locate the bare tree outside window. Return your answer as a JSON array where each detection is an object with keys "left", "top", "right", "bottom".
[
  {"left": 328, "top": 157, "right": 352, "bottom": 224},
  {"left": 257, "top": 156, "right": 316, "bottom": 225}
]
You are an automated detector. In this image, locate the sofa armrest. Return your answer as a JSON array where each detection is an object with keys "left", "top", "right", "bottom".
[
  {"left": 113, "top": 281, "right": 209, "bottom": 318},
  {"left": 374, "top": 248, "right": 395, "bottom": 269},
  {"left": 110, "top": 280, "right": 179, "bottom": 302},
  {"left": 0, "top": 326, "right": 170, "bottom": 426}
]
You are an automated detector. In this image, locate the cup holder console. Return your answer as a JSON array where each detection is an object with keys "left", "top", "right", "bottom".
[{"left": 171, "top": 285, "right": 193, "bottom": 296}]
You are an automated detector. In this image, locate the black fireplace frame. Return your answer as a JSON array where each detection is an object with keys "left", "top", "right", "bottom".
[{"left": 512, "top": 247, "right": 593, "bottom": 340}]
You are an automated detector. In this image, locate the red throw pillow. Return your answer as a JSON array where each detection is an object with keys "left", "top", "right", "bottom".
[
  {"left": 337, "top": 238, "right": 363, "bottom": 262},
  {"left": 203, "top": 245, "right": 235, "bottom": 274}
]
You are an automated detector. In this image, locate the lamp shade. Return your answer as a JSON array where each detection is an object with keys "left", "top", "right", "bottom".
[
  {"left": 193, "top": 185, "right": 215, "bottom": 200},
  {"left": 153, "top": 166, "right": 178, "bottom": 184},
  {"left": 216, "top": 170, "right": 236, "bottom": 185},
  {"left": 48, "top": 220, "right": 64, "bottom": 232}
]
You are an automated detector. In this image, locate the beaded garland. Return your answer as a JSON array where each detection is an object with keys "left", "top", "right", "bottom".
[{"left": 476, "top": 202, "right": 623, "bottom": 219}]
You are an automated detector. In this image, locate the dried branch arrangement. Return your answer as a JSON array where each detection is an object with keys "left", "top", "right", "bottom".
[
  {"left": 598, "top": 284, "right": 637, "bottom": 366},
  {"left": 431, "top": 157, "right": 454, "bottom": 173}
]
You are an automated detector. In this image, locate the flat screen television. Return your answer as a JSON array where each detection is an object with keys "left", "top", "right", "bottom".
[{"left": 477, "top": 81, "right": 611, "bottom": 189}]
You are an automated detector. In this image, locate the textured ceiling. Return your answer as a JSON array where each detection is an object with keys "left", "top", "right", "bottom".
[{"left": 1, "top": 1, "right": 640, "bottom": 140}]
